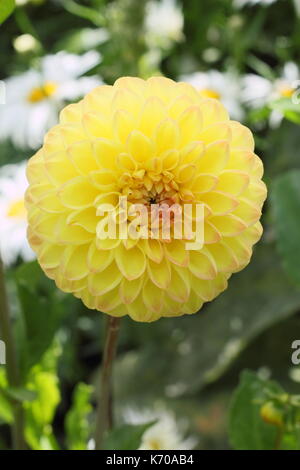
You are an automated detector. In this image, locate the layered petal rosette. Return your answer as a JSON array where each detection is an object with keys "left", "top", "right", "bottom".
[{"left": 25, "top": 77, "right": 267, "bottom": 322}]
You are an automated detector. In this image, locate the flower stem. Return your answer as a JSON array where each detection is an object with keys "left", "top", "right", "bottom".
[
  {"left": 95, "top": 316, "right": 121, "bottom": 450},
  {"left": 0, "top": 256, "right": 25, "bottom": 449}
]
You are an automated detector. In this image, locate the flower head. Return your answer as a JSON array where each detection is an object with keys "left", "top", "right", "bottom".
[
  {"left": 242, "top": 62, "right": 300, "bottom": 127},
  {"left": 0, "top": 51, "right": 101, "bottom": 149},
  {"left": 181, "top": 70, "right": 244, "bottom": 120},
  {"left": 0, "top": 162, "right": 35, "bottom": 266},
  {"left": 145, "top": 0, "right": 184, "bottom": 46},
  {"left": 26, "top": 76, "right": 266, "bottom": 322},
  {"left": 124, "top": 408, "right": 195, "bottom": 450}
]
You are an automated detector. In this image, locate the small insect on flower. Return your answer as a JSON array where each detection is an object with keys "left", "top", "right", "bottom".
[{"left": 26, "top": 76, "right": 267, "bottom": 322}]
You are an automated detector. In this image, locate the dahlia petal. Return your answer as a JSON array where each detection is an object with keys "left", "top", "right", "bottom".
[
  {"left": 168, "top": 95, "right": 194, "bottom": 119},
  {"left": 147, "top": 258, "right": 171, "bottom": 289},
  {"left": 111, "top": 88, "right": 141, "bottom": 117},
  {"left": 26, "top": 150, "right": 47, "bottom": 184},
  {"left": 140, "top": 239, "right": 163, "bottom": 263},
  {"left": 96, "top": 238, "right": 121, "bottom": 250},
  {"left": 82, "top": 112, "right": 112, "bottom": 139},
  {"left": 95, "top": 286, "right": 122, "bottom": 312},
  {"left": 38, "top": 244, "right": 65, "bottom": 269},
  {"left": 161, "top": 149, "right": 180, "bottom": 170},
  {"left": 115, "top": 244, "right": 146, "bottom": 280},
  {"left": 139, "top": 97, "right": 167, "bottom": 137},
  {"left": 242, "top": 181, "right": 267, "bottom": 206},
  {"left": 113, "top": 109, "right": 135, "bottom": 144},
  {"left": 164, "top": 239, "right": 189, "bottom": 267},
  {"left": 155, "top": 118, "right": 180, "bottom": 155},
  {"left": 188, "top": 248, "right": 217, "bottom": 280},
  {"left": 232, "top": 197, "right": 261, "bottom": 226},
  {"left": 58, "top": 176, "right": 99, "bottom": 209},
  {"left": 207, "top": 242, "right": 239, "bottom": 273},
  {"left": 197, "top": 140, "right": 229, "bottom": 174},
  {"left": 209, "top": 214, "right": 247, "bottom": 237},
  {"left": 229, "top": 121, "right": 255, "bottom": 151},
  {"left": 88, "top": 261, "right": 122, "bottom": 295},
  {"left": 119, "top": 277, "right": 143, "bottom": 304},
  {"left": 44, "top": 151, "right": 78, "bottom": 185},
  {"left": 223, "top": 237, "right": 252, "bottom": 270},
  {"left": 190, "top": 275, "right": 216, "bottom": 302},
  {"left": 204, "top": 221, "right": 221, "bottom": 244},
  {"left": 36, "top": 191, "right": 66, "bottom": 213},
  {"left": 126, "top": 294, "right": 160, "bottom": 322},
  {"left": 67, "top": 207, "right": 98, "bottom": 233},
  {"left": 61, "top": 245, "right": 89, "bottom": 281},
  {"left": 198, "top": 122, "right": 231, "bottom": 145},
  {"left": 59, "top": 102, "right": 82, "bottom": 124},
  {"left": 163, "top": 296, "right": 182, "bottom": 316},
  {"left": 92, "top": 138, "right": 120, "bottom": 171},
  {"left": 200, "top": 191, "right": 238, "bottom": 215},
  {"left": 117, "top": 153, "right": 137, "bottom": 171},
  {"left": 198, "top": 98, "right": 229, "bottom": 127},
  {"left": 178, "top": 106, "right": 203, "bottom": 147},
  {"left": 142, "top": 279, "right": 164, "bottom": 313},
  {"left": 56, "top": 217, "right": 94, "bottom": 244},
  {"left": 127, "top": 130, "right": 154, "bottom": 163},
  {"left": 67, "top": 140, "right": 99, "bottom": 175},
  {"left": 183, "top": 290, "right": 203, "bottom": 315},
  {"left": 180, "top": 142, "right": 205, "bottom": 167},
  {"left": 89, "top": 170, "right": 117, "bottom": 191},
  {"left": 87, "top": 241, "right": 114, "bottom": 273},
  {"left": 167, "top": 267, "right": 190, "bottom": 302},
  {"left": 59, "top": 124, "right": 87, "bottom": 146},
  {"left": 226, "top": 149, "right": 255, "bottom": 173},
  {"left": 191, "top": 173, "right": 218, "bottom": 193},
  {"left": 217, "top": 170, "right": 250, "bottom": 196}
]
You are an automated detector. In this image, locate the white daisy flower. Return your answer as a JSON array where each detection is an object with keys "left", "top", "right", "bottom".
[
  {"left": 242, "top": 62, "right": 300, "bottom": 126},
  {"left": 124, "top": 407, "right": 195, "bottom": 450},
  {"left": 0, "top": 51, "right": 102, "bottom": 149},
  {"left": 234, "top": 0, "right": 278, "bottom": 8},
  {"left": 0, "top": 162, "right": 35, "bottom": 266},
  {"left": 145, "top": 0, "right": 184, "bottom": 46},
  {"left": 180, "top": 69, "right": 244, "bottom": 120}
]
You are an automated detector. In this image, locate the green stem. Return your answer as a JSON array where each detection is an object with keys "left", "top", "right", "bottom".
[
  {"left": 94, "top": 316, "right": 121, "bottom": 450},
  {"left": 0, "top": 256, "right": 25, "bottom": 450}
]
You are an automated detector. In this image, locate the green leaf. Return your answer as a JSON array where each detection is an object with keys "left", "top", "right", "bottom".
[
  {"left": 272, "top": 170, "right": 300, "bottom": 285},
  {"left": 14, "top": 261, "right": 71, "bottom": 377},
  {"left": 104, "top": 422, "right": 155, "bottom": 451},
  {"left": 229, "top": 371, "right": 283, "bottom": 450},
  {"left": 65, "top": 383, "right": 93, "bottom": 450},
  {"left": 24, "top": 369, "right": 60, "bottom": 450},
  {"left": 269, "top": 98, "right": 300, "bottom": 124},
  {"left": 0, "top": 0, "right": 15, "bottom": 25},
  {"left": 0, "top": 369, "right": 13, "bottom": 424},
  {"left": 4, "top": 387, "right": 37, "bottom": 403}
]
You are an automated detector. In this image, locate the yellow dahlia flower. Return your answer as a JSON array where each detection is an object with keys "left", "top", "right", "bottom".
[{"left": 25, "top": 76, "right": 267, "bottom": 322}]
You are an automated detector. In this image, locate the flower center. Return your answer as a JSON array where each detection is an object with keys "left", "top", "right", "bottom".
[
  {"left": 279, "top": 85, "right": 295, "bottom": 98},
  {"left": 148, "top": 439, "right": 163, "bottom": 450},
  {"left": 6, "top": 199, "right": 27, "bottom": 219},
  {"left": 199, "top": 88, "right": 221, "bottom": 100},
  {"left": 27, "top": 81, "right": 58, "bottom": 103}
]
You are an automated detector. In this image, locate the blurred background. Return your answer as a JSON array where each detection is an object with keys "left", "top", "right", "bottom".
[{"left": 1, "top": 0, "right": 300, "bottom": 450}]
